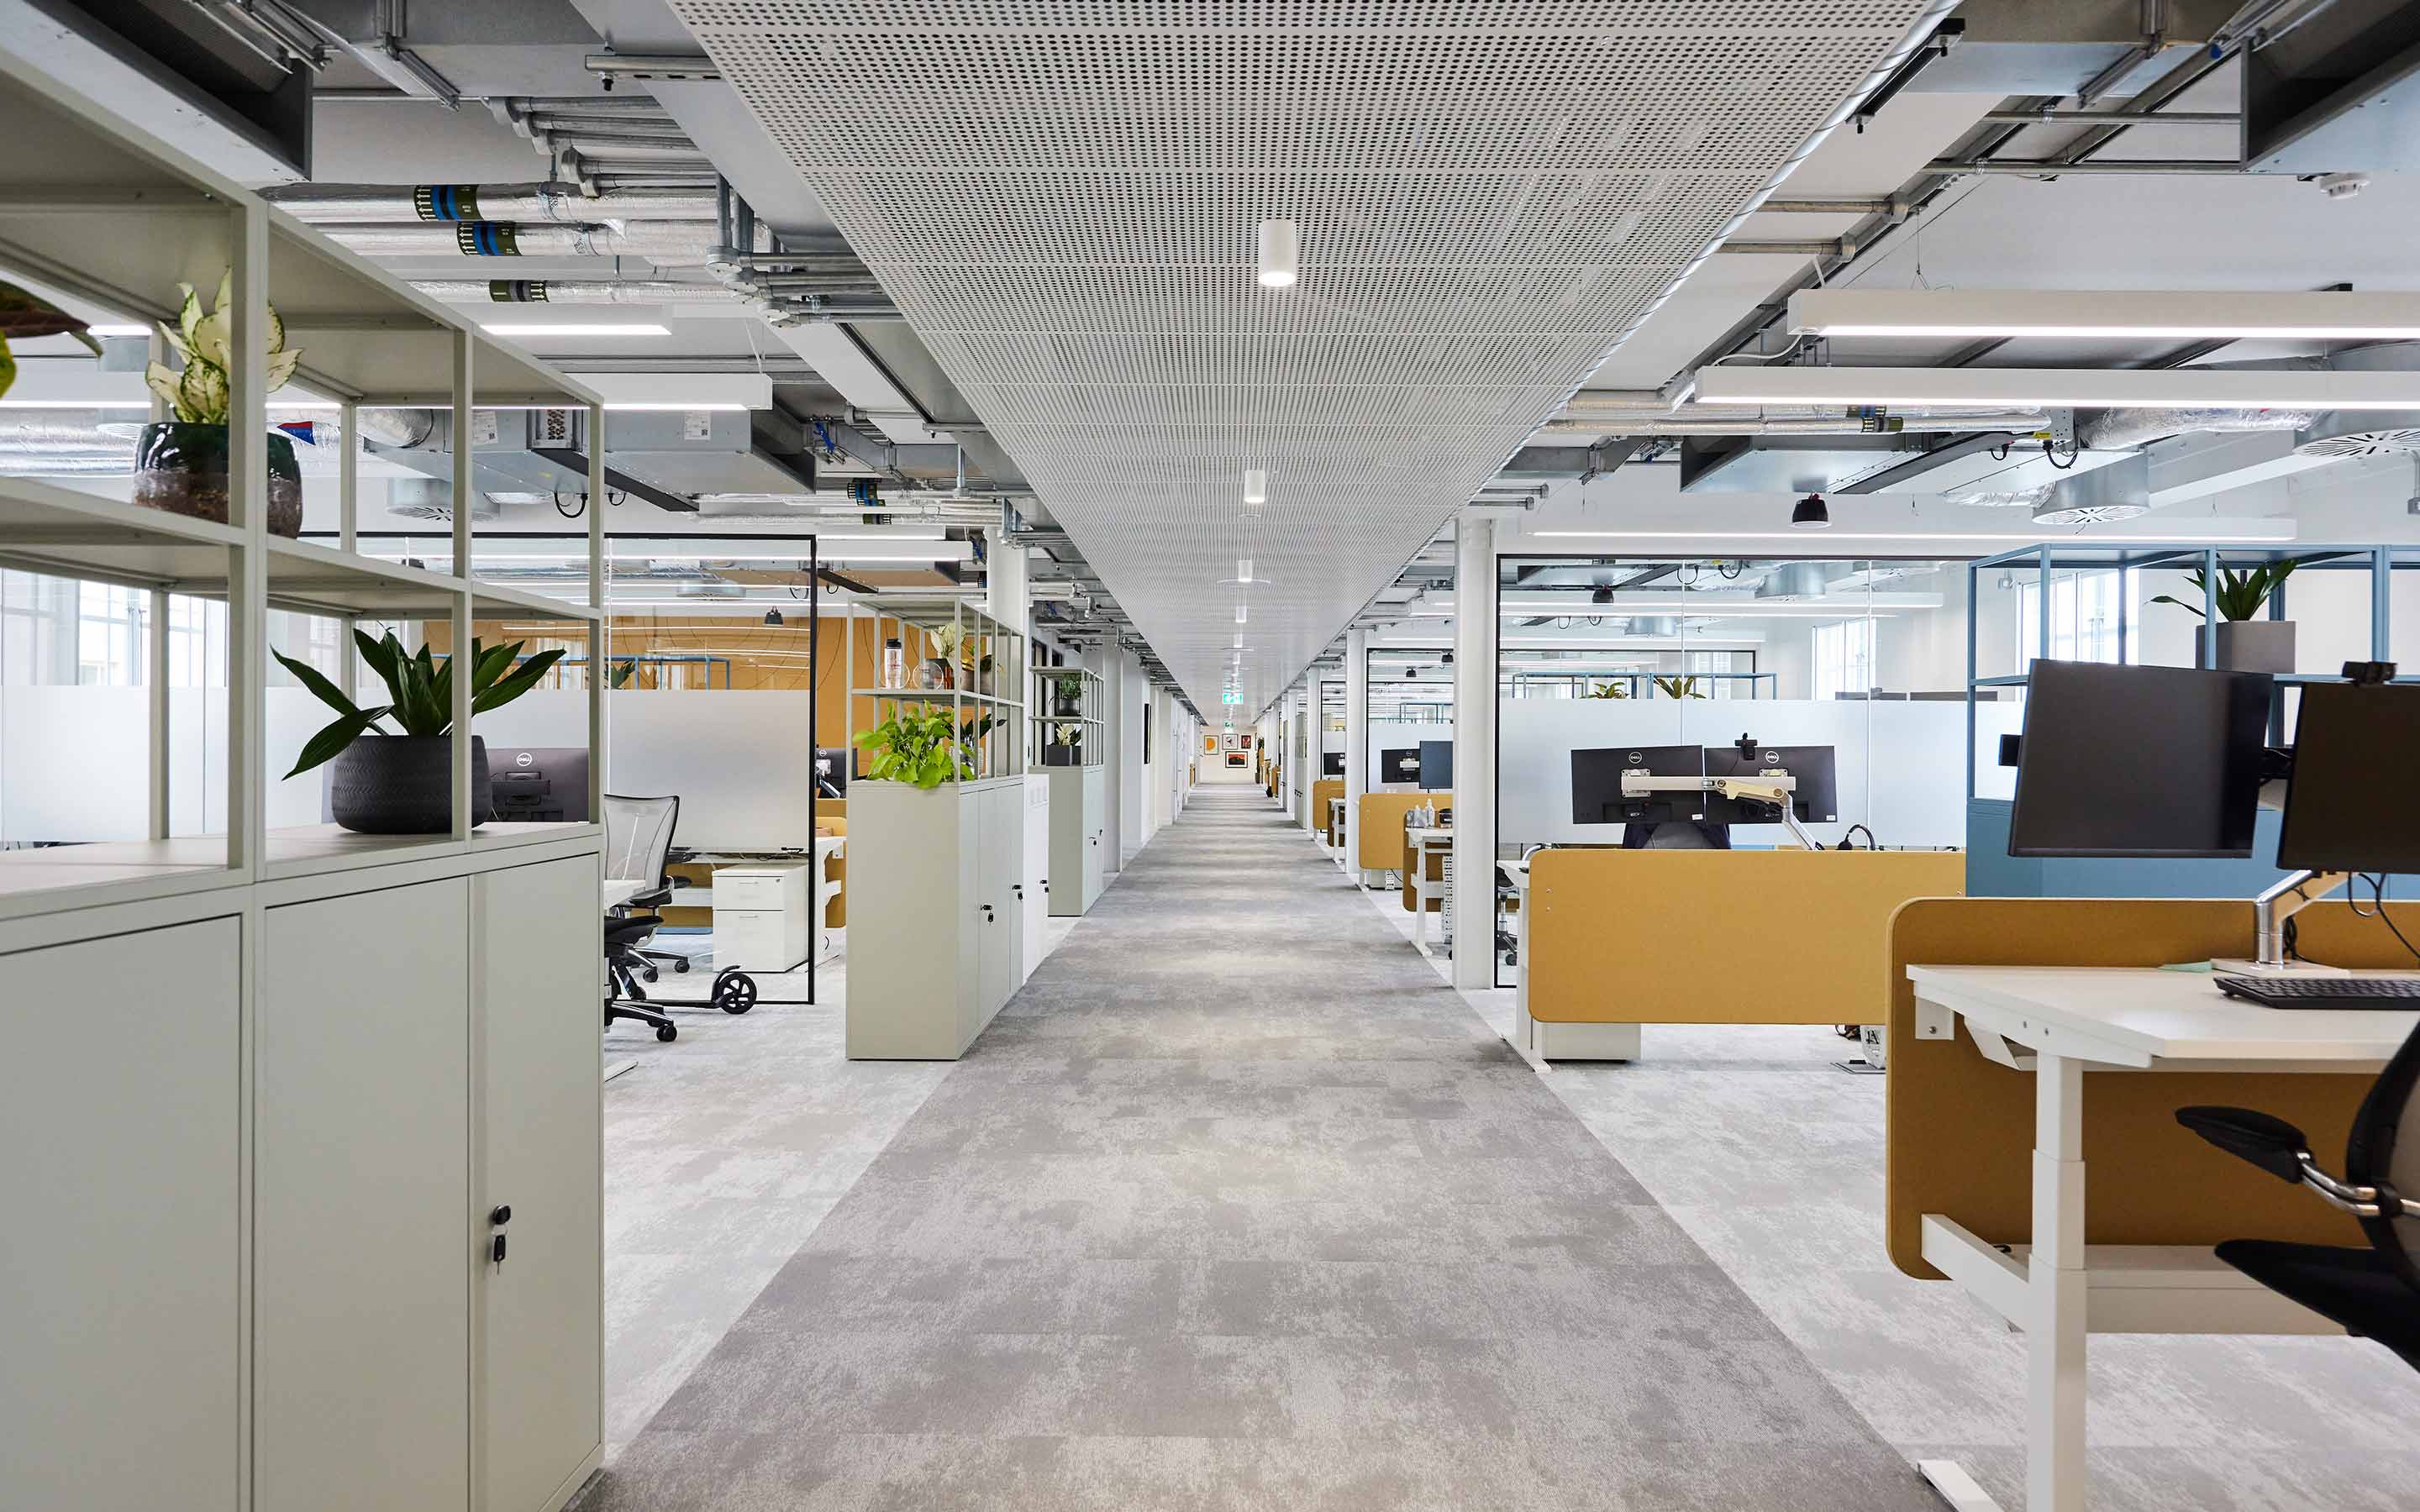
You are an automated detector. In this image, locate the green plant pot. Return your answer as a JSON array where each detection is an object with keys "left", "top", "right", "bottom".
[
  {"left": 132, "top": 422, "right": 303, "bottom": 537},
  {"left": 329, "top": 735, "right": 492, "bottom": 834}
]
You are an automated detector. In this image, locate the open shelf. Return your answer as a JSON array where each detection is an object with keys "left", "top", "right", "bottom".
[
  {"left": 261, "top": 821, "right": 601, "bottom": 881},
  {"left": 850, "top": 686, "right": 1023, "bottom": 707}
]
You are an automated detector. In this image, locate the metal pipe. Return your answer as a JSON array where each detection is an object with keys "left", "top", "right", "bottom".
[
  {"left": 322, "top": 221, "right": 718, "bottom": 259},
  {"left": 1925, "top": 158, "right": 2244, "bottom": 174},
  {"left": 1537, "top": 412, "right": 2048, "bottom": 436},
  {"left": 1721, "top": 238, "right": 1854, "bottom": 256},
  {"left": 411, "top": 278, "right": 742, "bottom": 305},
  {"left": 267, "top": 182, "right": 718, "bottom": 223},
  {"left": 1977, "top": 109, "right": 2238, "bottom": 124},
  {"left": 1758, "top": 197, "right": 1900, "bottom": 215}
]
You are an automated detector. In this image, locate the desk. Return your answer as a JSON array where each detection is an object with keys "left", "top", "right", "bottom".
[
  {"left": 1326, "top": 796, "right": 1347, "bottom": 857},
  {"left": 1904, "top": 965, "right": 2415, "bottom": 1512},
  {"left": 602, "top": 879, "right": 648, "bottom": 911}
]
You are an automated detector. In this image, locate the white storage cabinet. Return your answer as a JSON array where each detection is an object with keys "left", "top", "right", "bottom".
[
  {"left": 845, "top": 776, "right": 1027, "bottom": 1058},
  {"left": 713, "top": 864, "right": 812, "bottom": 972}
]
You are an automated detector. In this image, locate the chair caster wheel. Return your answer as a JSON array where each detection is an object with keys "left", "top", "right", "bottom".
[
  {"left": 640, "top": 965, "right": 659, "bottom": 983},
  {"left": 655, "top": 1023, "right": 677, "bottom": 1042},
  {"left": 672, "top": 959, "right": 690, "bottom": 974},
  {"left": 713, "top": 967, "right": 758, "bottom": 1015}
]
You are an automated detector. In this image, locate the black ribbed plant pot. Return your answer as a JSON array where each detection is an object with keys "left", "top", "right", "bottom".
[{"left": 329, "top": 736, "right": 491, "bottom": 834}]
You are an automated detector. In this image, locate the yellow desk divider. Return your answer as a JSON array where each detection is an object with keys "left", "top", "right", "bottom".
[
  {"left": 1527, "top": 848, "right": 1965, "bottom": 1028},
  {"left": 1356, "top": 790, "right": 1448, "bottom": 871},
  {"left": 1883, "top": 896, "right": 2412, "bottom": 1281},
  {"left": 1309, "top": 778, "right": 1344, "bottom": 838}
]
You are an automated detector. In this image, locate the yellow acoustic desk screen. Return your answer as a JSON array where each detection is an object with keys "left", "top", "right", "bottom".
[
  {"left": 1883, "top": 896, "right": 2412, "bottom": 1281},
  {"left": 1525, "top": 847, "right": 1964, "bottom": 1026},
  {"left": 1356, "top": 791, "right": 1449, "bottom": 870},
  {"left": 1309, "top": 778, "right": 1344, "bottom": 836}
]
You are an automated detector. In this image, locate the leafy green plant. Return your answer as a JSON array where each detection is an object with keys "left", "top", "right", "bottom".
[
  {"left": 144, "top": 270, "right": 302, "bottom": 424},
  {"left": 1585, "top": 680, "right": 1628, "bottom": 700},
  {"left": 1654, "top": 675, "right": 1708, "bottom": 700},
  {"left": 0, "top": 281, "right": 101, "bottom": 402},
  {"left": 2150, "top": 561, "right": 2300, "bottom": 622},
  {"left": 274, "top": 629, "right": 566, "bottom": 778},
  {"left": 608, "top": 657, "right": 641, "bottom": 689},
  {"left": 854, "top": 703, "right": 970, "bottom": 789}
]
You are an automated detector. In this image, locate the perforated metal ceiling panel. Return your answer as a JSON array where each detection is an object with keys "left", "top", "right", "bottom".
[{"left": 672, "top": 1, "right": 1943, "bottom": 712}]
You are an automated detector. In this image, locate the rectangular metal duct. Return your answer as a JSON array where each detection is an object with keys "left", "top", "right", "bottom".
[
  {"left": 2244, "top": 1, "right": 2420, "bottom": 174},
  {"left": 1677, "top": 434, "right": 1926, "bottom": 494},
  {"left": 366, "top": 409, "right": 815, "bottom": 512}
]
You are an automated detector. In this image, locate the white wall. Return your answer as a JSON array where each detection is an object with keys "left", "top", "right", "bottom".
[{"left": 1117, "top": 650, "right": 1147, "bottom": 862}]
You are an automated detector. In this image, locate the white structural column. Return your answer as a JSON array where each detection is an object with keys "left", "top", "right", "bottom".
[
  {"left": 1345, "top": 626, "right": 1369, "bottom": 883},
  {"left": 1092, "top": 644, "right": 1124, "bottom": 874},
  {"left": 1449, "top": 516, "right": 1497, "bottom": 990}
]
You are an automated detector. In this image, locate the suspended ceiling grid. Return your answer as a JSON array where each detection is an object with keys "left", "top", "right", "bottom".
[{"left": 671, "top": 1, "right": 1940, "bottom": 713}]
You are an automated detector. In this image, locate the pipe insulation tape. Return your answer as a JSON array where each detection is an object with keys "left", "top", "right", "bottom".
[
  {"left": 455, "top": 223, "right": 522, "bottom": 256},
  {"left": 414, "top": 185, "right": 485, "bottom": 222},
  {"left": 487, "top": 280, "right": 549, "bottom": 302}
]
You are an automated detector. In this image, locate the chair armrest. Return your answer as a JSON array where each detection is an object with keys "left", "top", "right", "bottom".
[
  {"left": 2175, "top": 1105, "right": 2312, "bottom": 1184},
  {"left": 615, "top": 882, "right": 673, "bottom": 914}
]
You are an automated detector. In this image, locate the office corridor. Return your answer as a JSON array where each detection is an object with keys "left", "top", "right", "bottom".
[{"left": 581, "top": 787, "right": 1937, "bottom": 1510}]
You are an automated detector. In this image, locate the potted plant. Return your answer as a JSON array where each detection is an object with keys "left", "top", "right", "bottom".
[
  {"left": 138, "top": 271, "right": 307, "bottom": 536},
  {"left": 853, "top": 704, "right": 970, "bottom": 789},
  {"left": 1654, "top": 675, "right": 1708, "bottom": 699},
  {"left": 1585, "top": 680, "right": 1628, "bottom": 700},
  {"left": 918, "top": 622, "right": 961, "bottom": 690},
  {"left": 2152, "top": 561, "right": 2301, "bottom": 674},
  {"left": 1045, "top": 669, "right": 1085, "bottom": 717},
  {"left": 276, "top": 630, "right": 566, "bottom": 833},
  {"left": 0, "top": 281, "right": 101, "bottom": 401},
  {"left": 1044, "top": 719, "right": 1083, "bottom": 767}
]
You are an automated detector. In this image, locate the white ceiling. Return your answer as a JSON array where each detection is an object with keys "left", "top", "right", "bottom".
[{"left": 672, "top": 0, "right": 1947, "bottom": 714}]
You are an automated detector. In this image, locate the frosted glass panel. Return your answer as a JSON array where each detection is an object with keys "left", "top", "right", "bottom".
[
  {"left": 166, "top": 689, "right": 335, "bottom": 835},
  {"left": 478, "top": 690, "right": 817, "bottom": 850},
  {"left": 1367, "top": 721, "right": 1450, "bottom": 790},
  {"left": 1, "top": 686, "right": 148, "bottom": 843},
  {"left": 1499, "top": 697, "right": 1965, "bottom": 849}
]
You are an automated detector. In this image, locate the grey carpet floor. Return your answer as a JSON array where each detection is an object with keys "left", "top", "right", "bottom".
[{"left": 579, "top": 789, "right": 1943, "bottom": 1510}]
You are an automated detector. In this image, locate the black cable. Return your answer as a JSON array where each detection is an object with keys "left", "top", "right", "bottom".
[
  {"left": 1837, "top": 823, "right": 1878, "bottom": 851},
  {"left": 2043, "top": 438, "right": 2079, "bottom": 471},
  {"left": 1988, "top": 442, "right": 2010, "bottom": 461},
  {"left": 552, "top": 490, "right": 587, "bottom": 519},
  {"left": 2350, "top": 873, "right": 2420, "bottom": 965}
]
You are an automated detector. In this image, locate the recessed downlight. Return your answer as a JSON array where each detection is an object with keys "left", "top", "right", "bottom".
[
  {"left": 1242, "top": 468, "right": 1269, "bottom": 506},
  {"left": 1235, "top": 605, "right": 1248, "bottom": 624},
  {"left": 1256, "top": 219, "right": 1298, "bottom": 289}
]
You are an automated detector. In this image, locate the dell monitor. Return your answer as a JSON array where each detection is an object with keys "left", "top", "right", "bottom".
[
  {"left": 2278, "top": 680, "right": 2420, "bottom": 874},
  {"left": 1570, "top": 745, "right": 1704, "bottom": 826},
  {"left": 2009, "top": 660, "right": 2271, "bottom": 858},
  {"left": 1702, "top": 743, "right": 1838, "bottom": 826},
  {"left": 1378, "top": 746, "right": 1420, "bottom": 785},
  {"left": 1322, "top": 751, "right": 1344, "bottom": 778},
  {"left": 1418, "top": 739, "right": 1453, "bottom": 790},
  {"left": 813, "top": 747, "right": 850, "bottom": 798},
  {"left": 482, "top": 747, "right": 591, "bottom": 823}
]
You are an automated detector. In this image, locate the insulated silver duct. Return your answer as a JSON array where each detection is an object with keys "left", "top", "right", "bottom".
[
  {"left": 411, "top": 279, "right": 742, "bottom": 307},
  {"left": 320, "top": 221, "right": 718, "bottom": 261},
  {"left": 2075, "top": 406, "right": 2319, "bottom": 450},
  {"left": 1537, "top": 411, "right": 2049, "bottom": 437},
  {"left": 265, "top": 181, "right": 719, "bottom": 224}
]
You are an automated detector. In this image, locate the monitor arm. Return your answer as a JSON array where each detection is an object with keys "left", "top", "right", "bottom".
[
  {"left": 1620, "top": 771, "right": 1817, "bottom": 851},
  {"left": 2251, "top": 869, "right": 2354, "bottom": 969}
]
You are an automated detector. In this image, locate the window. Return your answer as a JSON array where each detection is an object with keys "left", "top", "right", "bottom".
[
  {"left": 1812, "top": 618, "right": 1876, "bottom": 702},
  {"left": 2016, "top": 570, "right": 2139, "bottom": 666},
  {"left": 1686, "top": 649, "right": 1754, "bottom": 700}
]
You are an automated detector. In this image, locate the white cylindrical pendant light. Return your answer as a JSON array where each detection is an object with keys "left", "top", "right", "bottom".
[
  {"left": 1256, "top": 218, "right": 1299, "bottom": 288},
  {"left": 1236, "top": 604, "right": 1249, "bottom": 624}
]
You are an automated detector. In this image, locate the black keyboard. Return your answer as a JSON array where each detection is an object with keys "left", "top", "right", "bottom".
[{"left": 2215, "top": 974, "right": 2420, "bottom": 1010}]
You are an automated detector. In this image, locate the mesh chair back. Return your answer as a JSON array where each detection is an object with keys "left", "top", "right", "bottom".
[
  {"left": 2349, "top": 1017, "right": 2420, "bottom": 1290},
  {"left": 603, "top": 794, "right": 679, "bottom": 885}
]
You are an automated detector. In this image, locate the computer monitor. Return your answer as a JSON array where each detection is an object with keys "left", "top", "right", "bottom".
[
  {"left": 2009, "top": 660, "right": 2271, "bottom": 858},
  {"left": 1702, "top": 743, "right": 1838, "bottom": 825},
  {"left": 1322, "top": 751, "right": 1344, "bottom": 778},
  {"left": 1378, "top": 746, "right": 1419, "bottom": 785},
  {"left": 1570, "top": 745, "right": 1704, "bottom": 826},
  {"left": 1418, "top": 739, "right": 1453, "bottom": 790},
  {"left": 483, "top": 746, "right": 591, "bottom": 823},
  {"left": 813, "top": 747, "right": 850, "bottom": 799},
  {"left": 2278, "top": 680, "right": 2420, "bottom": 874}
]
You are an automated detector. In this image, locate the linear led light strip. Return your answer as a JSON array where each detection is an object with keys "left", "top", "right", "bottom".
[
  {"left": 0, "top": 398, "right": 750, "bottom": 412},
  {"left": 1787, "top": 288, "right": 2420, "bottom": 341},
  {"left": 1695, "top": 364, "right": 2420, "bottom": 412},
  {"left": 1527, "top": 528, "right": 2297, "bottom": 544}
]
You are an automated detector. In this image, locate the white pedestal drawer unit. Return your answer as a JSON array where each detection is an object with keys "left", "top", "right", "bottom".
[{"left": 846, "top": 777, "right": 1028, "bottom": 1058}]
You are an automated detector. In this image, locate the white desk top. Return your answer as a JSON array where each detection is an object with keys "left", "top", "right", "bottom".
[
  {"left": 602, "top": 879, "right": 648, "bottom": 910},
  {"left": 1404, "top": 826, "right": 1453, "bottom": 843},
  {"left": 1907, "top": 965, "right": 2420, "bottom": 1066}
]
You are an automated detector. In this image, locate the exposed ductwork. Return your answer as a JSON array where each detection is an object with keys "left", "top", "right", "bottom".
[
  {"left": 265, "top": 181, "right": 718, "bottom": 223},
  {"left": 2075, "top": 405, "right": 2319, "bottom": 451},
  {"left": 319, "top": 219, "right": 720, "bottom": 260},
  {"left": 411, "top": 278, "right": 741, "bottom": 307},
  {"left": 1539, "top": 408, "right": 2051, "bottom": 438}
]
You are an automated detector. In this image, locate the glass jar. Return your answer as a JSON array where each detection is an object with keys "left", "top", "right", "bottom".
[{"left": 881, "top": 637, "right": 904, "bottom": 690}]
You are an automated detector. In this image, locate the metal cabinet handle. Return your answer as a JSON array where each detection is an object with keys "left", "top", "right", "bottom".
[{"left": 980, "top": 904, "right": 996, "bottom": 921}]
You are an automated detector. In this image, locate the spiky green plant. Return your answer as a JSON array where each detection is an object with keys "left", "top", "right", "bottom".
[
  {"left": 144, "top": 270, "right": 302, "bottom": 424},
  {"left": 273, "top": 629, "right": 566, "bottom": 778},
  {"left": 1654, "top": 675, "right": 1707, "bottom": 700},
  {"left": 1585, "top": 680, "right": 1629, "bottom": 700},
  {"left": 854, "top": 704, "right": 970, "bottom": 789},
  {"left": 2150, "top": 561, "right": 2300, "bottom": 622},
  {"left": 0, "top": 281, "right": 101, "bottom": 402}
]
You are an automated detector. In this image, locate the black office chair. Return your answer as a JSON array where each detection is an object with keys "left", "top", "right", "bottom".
[
  {"left": 2176, "top": 1019, "right": 2420, "bottom": 1373},
  {"left": 602, "top": 794, "right": 681, "bottom": 1042}
]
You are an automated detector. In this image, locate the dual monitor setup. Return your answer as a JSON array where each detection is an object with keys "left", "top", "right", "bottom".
[
  {"left": 328, "top": 743, "right": 858, "bottom": 824},
  {"left": 1570, "top": 739, "right": 1838, "bottom": 849},
  {"left": 2008, "top": 659, "right": 2420, "bottom": 1007},
  {"left": 1378, "top": 741, "right": 1454, "bottom": 790}
]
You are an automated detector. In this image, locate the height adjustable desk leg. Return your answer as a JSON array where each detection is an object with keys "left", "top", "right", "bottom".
[{"left": 2027, "top": 1052, "right": 2089, "bottom": 1511}]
